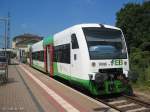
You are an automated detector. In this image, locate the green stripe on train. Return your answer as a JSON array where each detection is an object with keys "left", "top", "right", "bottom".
[
  {"left": 53, "top": 62, "right": 123, "bottom": 95},
  {"left": 32, "top": 62, "right": 124, "bottom": 95},
  {"left": 53, "top": 64, "right": 98, "bottom": 94},
  {"left": 32, "top": 64, "right": 45, "bottom": 72}
]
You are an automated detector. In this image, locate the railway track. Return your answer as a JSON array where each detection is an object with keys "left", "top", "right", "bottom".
[
  {"left": 95, "top": 94, "right": 150, "bottom": 112},
  {"left": 22, "top": 62, "right": 150, "bottom": 112}
]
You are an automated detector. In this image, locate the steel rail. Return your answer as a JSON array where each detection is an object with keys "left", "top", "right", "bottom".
[
  {"left": 95, "top": 94, "right": 150, "bottom": 112},
  {"left": 95, "top": 98, "right": 122, "bottom": 112},
  {"left": 123, "top": 95, "right": 150, "bottom": 108}
]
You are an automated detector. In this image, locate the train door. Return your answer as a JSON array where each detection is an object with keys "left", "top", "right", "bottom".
[
  {"left": 44, "top": 47, "right": 47, "bottom": 72},
  {"left": 46, "top": 45, "right": 53, "bottom": 77},
  {"left": 29, "top": 47, "right": 32, "bottom": 66},
  {"left": 47, "top": 46, "right": 50, "bottom": 73},
  {"left": 71, "top": 33, "right": 80, "bottom": 78}
]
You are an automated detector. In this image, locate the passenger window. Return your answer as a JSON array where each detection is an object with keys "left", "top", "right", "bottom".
[
  {"left": 71, "top": 34, "right": 79, "bottom": 49},
  {"left": 54, "top": 44, "right": 70, "bottom": 64}
]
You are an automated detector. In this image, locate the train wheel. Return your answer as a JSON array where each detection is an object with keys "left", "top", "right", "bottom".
[{"left": 124, "top": 84, "right": 133, "bottom": 96}]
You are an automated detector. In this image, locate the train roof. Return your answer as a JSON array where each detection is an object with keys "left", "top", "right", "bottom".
[
  {"left": 73, "top": 23, "right": 120, "bottom": 30},
  {"left": 31, "top": 23, "right": 122, "bottom": 47},
  {"left": 31, "top": 40, "right": 43, "bottom": 52},
  {"left": 54, "top": 23, "right": 121, "bottom": 37}
]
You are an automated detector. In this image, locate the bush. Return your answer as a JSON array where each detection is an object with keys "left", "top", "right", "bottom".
[{"left": 128, "top": 70, "right": 139, "bottom": 83}]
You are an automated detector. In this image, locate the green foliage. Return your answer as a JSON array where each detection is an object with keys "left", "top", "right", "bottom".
[{"left": 116, "top": 1, "right": 150, "bottom": 84}]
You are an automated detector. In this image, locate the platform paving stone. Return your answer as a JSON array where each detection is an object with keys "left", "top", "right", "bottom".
[
  {"left": 0, "top": 65, "right": 40, "bottom": 112},
  {"left": 0, "top": 61, "right": 118, "bottom": 112}
]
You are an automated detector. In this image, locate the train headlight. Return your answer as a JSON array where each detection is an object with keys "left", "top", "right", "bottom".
[
  {"left": 124, "top": 61, "right": 127, "bottom": 65},
  {"left": 91, "top": 62, "right": 96, "bottom": 67}
]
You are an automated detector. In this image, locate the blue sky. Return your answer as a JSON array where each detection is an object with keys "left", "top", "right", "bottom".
[{"left": 0, "top": 0, "right": 144, "bottom": 41}]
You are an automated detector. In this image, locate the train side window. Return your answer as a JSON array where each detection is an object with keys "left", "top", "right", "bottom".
[
  {"left": 36, "top": 52, "right": 38, "bottom": 60},
  {"left": 38, "top": 51, "right": 40, "bottom": 61},
  {"left": 54, "top": 44, "right": 70, "bottom": 64},
  {"left": 40, "top": 51, "right": 44, "bottom": 62},
  {"left": 54, "top": 47, "right": 58, "bottom": 62},
  {"left": 71, "top": 34, "right": 79, "bottom": 49}
]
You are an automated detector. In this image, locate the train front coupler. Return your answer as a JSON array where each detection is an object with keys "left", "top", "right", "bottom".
[{"left": 89, "top": 71, "right": 121, "bottom": 94}]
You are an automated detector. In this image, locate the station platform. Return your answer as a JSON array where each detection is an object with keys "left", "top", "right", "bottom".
[{"left": 0, "top": 61, "right": 118, "bottom": 112}]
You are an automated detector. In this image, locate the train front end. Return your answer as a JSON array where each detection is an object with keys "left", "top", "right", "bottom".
[{"left": 83, "top": 25, "right": 132, "bottom": 95}]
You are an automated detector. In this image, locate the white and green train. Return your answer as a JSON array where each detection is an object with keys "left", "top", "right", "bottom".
[{"left": 29, "top": 23, "right": 132, "bottom": 95}]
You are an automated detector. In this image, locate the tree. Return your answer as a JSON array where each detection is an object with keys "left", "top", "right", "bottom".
[
  {"left": 116, "top": 2, "right": 150, "bottom": 83},
  {"left": 116, "top": 2, "right": 150, "bottom": 52}
]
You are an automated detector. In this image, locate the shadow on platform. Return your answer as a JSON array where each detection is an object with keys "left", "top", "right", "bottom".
[{"left": 0, "top": 77, "right": 18, "bottom": 85}]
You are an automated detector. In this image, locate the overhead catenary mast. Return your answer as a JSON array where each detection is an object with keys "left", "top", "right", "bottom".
[
  {"left": 0, "top": 13, "right": 10, "bottom": 49},
  {"left": 0, "top": 12, "right": 10, "bottom": 56},
  {"left": 7, "top": 12, "right": 10, "bottom": 48}
]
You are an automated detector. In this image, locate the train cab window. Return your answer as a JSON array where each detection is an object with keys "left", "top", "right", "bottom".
[{"left": 71, "top": 34, "right": 79, "bottom": 49}]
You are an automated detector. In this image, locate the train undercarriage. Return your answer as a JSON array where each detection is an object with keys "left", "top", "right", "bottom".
[{"left": 90, "top": 68, "right": 133, "bottom": 96}]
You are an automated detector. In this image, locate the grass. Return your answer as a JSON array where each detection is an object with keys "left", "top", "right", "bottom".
[{"left": 132, "top": 81, "right": 150, "bottom": 94}]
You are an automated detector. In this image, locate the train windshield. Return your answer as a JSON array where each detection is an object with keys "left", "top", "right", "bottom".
[{"left": 83, "top": 27, "right": 127, "bottom": 59}]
